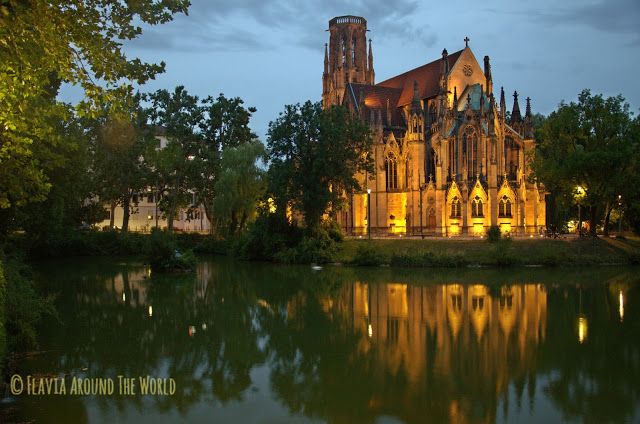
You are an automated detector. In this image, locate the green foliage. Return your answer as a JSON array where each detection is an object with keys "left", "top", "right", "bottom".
[
  {"left": 486, "top": 225, "right": 502, "bottom": 243},
  {"left": 92, "top": 99, "right": 156, "bottom": 232},
  {"left": 493, "top": 240, "right": 519, "bottom": 267},
  {"left": 273, "top": 235, "right": 336, "bottom": 265},
  {"left": 1, "top": 254, "right": 56, "bottom": 353},
  {"left": 0, "top": 259, "right": 6, "bottom": 370},
  {"left": 0, "top": 0, "right": 189, "bottom": 209},
  {"left": 214, "top": 140, "right": 266, "bottom": 236},
  {"left": 532, "top": 89, "right": 639, "bottom": 234},
  {"left": 389, "top": 251, "right": 468, "bottom": 268},
  {"left": 266, "top": 102, "right": 373, "bottom": 234},
  {"left": 352, "top": 243, "right": 386, "bottom": 266},
  {"left": 233, "top": 213, "right": 304, "bottom": 261},
  {"left": 145, "top": 228, "right": 196, "bottom": 272}
]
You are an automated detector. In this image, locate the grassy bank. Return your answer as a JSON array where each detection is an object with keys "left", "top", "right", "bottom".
[
  {"left": 335, "top": 237, "right": 640, "bottom": 267},
  {"left": 10, "top": 230, "right": 640, "bottom": 268}
]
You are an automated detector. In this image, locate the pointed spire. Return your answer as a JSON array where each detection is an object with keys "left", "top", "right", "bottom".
[
  {"left": 525, "top": 97, "right": 532, "bottom": 118},
  {"left": 386, "top": 98, "right": 391, "bottom": 125},
  {"left": 324, "top": 43, "right": 329, "bottom": 74},
  {"left": 441, "top": 48, "right": 450, "bottom": 74},
  {"left": 411, "top": 80, "right": 423, "bottom": 115},
  {"left": 368, "top": 39, "right": 375, "bottom": 84},
  {"left": 511, "top": 91, "right": 522, "bottom": 123},
  {"left": 500, "top": 86, "right": 506, "bottom": 119},
  {"left": 452, "top": 86, "right": 458, "bottom": 110},
  {"left": 483, "top": 56, "right": 493, "bottom": 96}
]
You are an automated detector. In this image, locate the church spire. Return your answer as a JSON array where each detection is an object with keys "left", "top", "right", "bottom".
[
  {"left": 441, "top": 48, "right": 450, "bottom": 75},
  {"left": 483, "top": 55, "right": 493, "bottom": 96},
  {"left": 500, "top": 86, "right": 506, "bottom": 119},
  {"left": 525, "top": 96, "right": 532, "bottom": 118},
  {"left": 324, "top": 43, "right": 329, "bottom": 74},
  {"left": 452, "top": 86, "right": 458, "bottom": 110},
  {"left": 411, "top": 80, "right": 422, "bottom": 112},
  {"left": 511, "top": 90, "right": 522, "bottom": 124},
  {"left": 368, "top": 39, "right": 375, "bottom": 84}
]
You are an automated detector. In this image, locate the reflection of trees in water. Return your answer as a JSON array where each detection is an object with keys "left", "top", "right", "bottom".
[
  {"left": 24, "top": 260, "right": 640, "bottom": 423},
  {"left": 538, "top": 274, "right": 640, "bottom": 423}
]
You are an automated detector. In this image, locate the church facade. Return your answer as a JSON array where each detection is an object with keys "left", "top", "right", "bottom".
[{"left": 323, "top": 16, "right": 546, "bottom": 237}]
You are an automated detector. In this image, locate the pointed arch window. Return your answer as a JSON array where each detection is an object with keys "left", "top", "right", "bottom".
[
  {"left": 462, "top": 127, "right": 479, "bottom": 177},
  {"left": 471, "top": 195, "right": 483, "bottom": 217},
  {"left": 450, "top": 196, "right": 461, "bottom": 218},
  {"left": 385, "top": 155, "right": 398, "bottom": 191},
  {"left": 499, "top": 195, "right": 512, "bottom": 217},
  {"left": 341, "top": 37, "right": 346, "bottom": 66}
]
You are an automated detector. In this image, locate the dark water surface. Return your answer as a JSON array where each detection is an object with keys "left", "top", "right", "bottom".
[{"left": 4, "top": 257, "right": 640, "bottom": 423}]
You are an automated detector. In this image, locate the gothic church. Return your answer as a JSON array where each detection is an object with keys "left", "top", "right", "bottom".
[{"left": 323, "top": 16, "right": 546, "bottom": 236}]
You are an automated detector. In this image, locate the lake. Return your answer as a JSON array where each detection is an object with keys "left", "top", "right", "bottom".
[{"left": 3, "top": 257, "right": 640, "bottom": 423}]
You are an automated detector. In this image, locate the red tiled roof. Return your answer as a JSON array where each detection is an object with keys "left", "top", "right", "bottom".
[{"left": 376, "top": 49, "right": 464, "bottom": 106}]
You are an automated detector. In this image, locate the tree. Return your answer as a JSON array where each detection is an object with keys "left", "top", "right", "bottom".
[
  {"left": 196, "top": 94, "right": 258, "bottom": 231},
  {"left": 214, "top": 140, "right": 266, "bottom": 236},
  {"left": 92, "top": 103, "right": 155, "bottom": 232},
  {"left": 0, "top": 0, "right": 189, "bottom": 209},
  {"left": 146, "top": 86, "right": 204, "bottom": 232},
  {"left": 532, "top": 90, "right": 637, "bottom": 235},
  {"left": 266, "top": 102, "right": 373, "bottom": 234}
]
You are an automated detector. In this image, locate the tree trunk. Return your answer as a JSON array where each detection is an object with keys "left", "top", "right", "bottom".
[
  {"left": 167, "top": 206, "right": 175, "bottom": 233},
  {"left": 109, "top": 201, "right": 116, "bottom": 229},
  {"left": 122, "top": 195, "right": 131, "bottom": 233},
  {"left": 229, "top": 210, "right": 238, "bottom": 237},
  {"left": 204, "top": 200, "right": 215, "bottom": 235},
  {"left": 577, "top": 205, "right": 583, "bottom": 236},
  {"left": 589, "top": 205, "right": 598, "bottom": 236},
  {"left": 238, "top": 211, "right": 248, "bottom": 233},
  {"left": 603, "top": 203, "right": 612, "bottom": 237}
]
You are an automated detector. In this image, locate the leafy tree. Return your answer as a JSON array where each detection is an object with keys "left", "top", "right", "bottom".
[
  {"left": 214, "top": 140, "right": 266, "bottom": 236},
  {"left": 0, "top": 0, "right": 189, "bottom": 209},
  {"left": 266, "top": 102, "right": 372, "bottom": 235},
  {"left": 196, "top": 94, "right": 258, "bottom": 230},
  {"left": 532, "top": 90, "right": 637, "bottom": 235},
  {"left": 92, "top": 103, "right": 155, "bottom": 232},
  {"left": 146, "top": 86, "right": 204, "bottom": 232}
]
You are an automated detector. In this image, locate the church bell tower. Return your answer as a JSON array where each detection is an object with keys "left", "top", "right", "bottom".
[{"left": 322, "top": 16, "right": 375, "bottom": 108}]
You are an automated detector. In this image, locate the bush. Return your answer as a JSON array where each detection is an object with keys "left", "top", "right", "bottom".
[
  {"left": 352, "top": 243, "right": 385, "bottom": 266},
  {"left": 487, "top": 225, "right": 502, "bottom": 243},
  {"left": 1, "top": 255, "right": 56, "bottom": 353},
  {"left": 274, "top": 236, "right": 336, "bottom": 264},
  {"left": 390, "top": 251, "right": 468, "bottom": 268},
  {"left": 234, "top": 214, "right": 303, "bottom": 261},
  {"left": 145, "top": 229, "right": 196, "bottom": 272},
  {"left": 493, "top": 240, "right": 519, "bottom": 266}
]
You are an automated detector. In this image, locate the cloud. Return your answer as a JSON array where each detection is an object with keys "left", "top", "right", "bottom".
[
  {"left": 527, "top": 0, "right": 640, "bottom": 44},
  {"left": 126, "top": 0, "right": 437, "bottom": 53}
]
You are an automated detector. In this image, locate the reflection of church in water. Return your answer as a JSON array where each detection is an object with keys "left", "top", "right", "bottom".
[{"left": 305, "top": 281, "right": 548, "bottom": 423}]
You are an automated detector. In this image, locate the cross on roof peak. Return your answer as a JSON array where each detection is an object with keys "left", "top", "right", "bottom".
[{"left": 464, "top": 36, "right": 470, "bottom": 47}]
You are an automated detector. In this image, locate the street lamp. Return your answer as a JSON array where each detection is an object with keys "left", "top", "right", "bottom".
[
  {"left": 367, "top": 188, "right": 372, "bottom": 240},
  {"left": 618, "top": 194, "right": 623, "bottom": 235}
]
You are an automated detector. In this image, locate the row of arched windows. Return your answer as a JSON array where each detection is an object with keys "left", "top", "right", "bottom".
[{"left": 449, "top": 195, "right": 513, "bottom": 218}]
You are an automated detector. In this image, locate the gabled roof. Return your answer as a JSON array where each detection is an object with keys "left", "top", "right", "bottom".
[{"left": 377, "top": 49, "right": 464, "bottom": 106}]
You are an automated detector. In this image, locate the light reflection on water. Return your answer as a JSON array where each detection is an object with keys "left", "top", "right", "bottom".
[{"left": 3, "top": 258, "right": 640, "bottom": 423}]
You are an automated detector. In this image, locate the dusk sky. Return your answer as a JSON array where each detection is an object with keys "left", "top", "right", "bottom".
[{"left": 64, "top": 0, "right": 640, "bottom": 141}]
